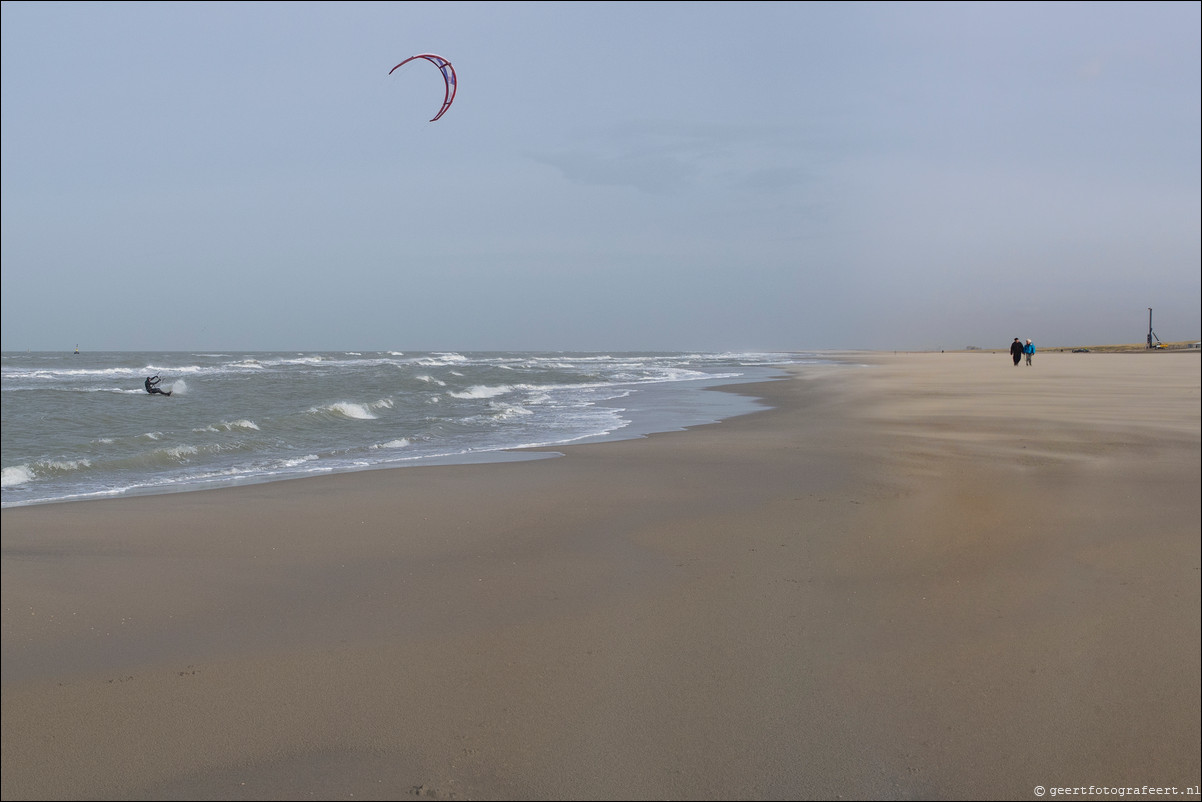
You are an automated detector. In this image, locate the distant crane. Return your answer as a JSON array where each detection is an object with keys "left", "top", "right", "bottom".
[{"left": 1147, "top": 308, "right": 1165, "bottom": 349}]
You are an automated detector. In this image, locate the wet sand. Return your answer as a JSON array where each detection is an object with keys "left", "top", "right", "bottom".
[{"left": 3, "top": 350, "right": 1199, "bottom": 800}]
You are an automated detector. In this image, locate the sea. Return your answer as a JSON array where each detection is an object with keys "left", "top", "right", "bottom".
[{"left": 2, "top": 350, "right": 829, "bottom": 509}]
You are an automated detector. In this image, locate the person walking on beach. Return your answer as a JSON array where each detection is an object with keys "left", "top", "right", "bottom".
[
  {"left": 1023, "top": 339, "right": 1035, "bottom": 366},
  {"left": 1010, "top": 338, "right": 1023, "bottom": 366},
  {"left": 144, "top": 375, "right": 171, "bottom": 396}
]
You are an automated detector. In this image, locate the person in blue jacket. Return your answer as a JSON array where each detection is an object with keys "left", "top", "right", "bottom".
[{"left": 1023, "top": 339, "right": 1035, "bottom": 366}]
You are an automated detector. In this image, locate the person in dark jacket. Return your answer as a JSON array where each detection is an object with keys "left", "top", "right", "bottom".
[
  {"left": 1010, "top": 338, "right": 1023, "bottom": 366},
  {"left": 144, "top": 375, "right": 172, "bottom": 396}
]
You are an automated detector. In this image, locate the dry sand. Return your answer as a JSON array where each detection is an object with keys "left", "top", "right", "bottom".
[{"left": 2, "top": 350, "right": 1199, "bottom": 801}]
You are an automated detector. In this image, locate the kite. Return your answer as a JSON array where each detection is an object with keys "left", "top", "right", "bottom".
[{"left": 389, "top": 54, "right": 457, "bottom": 122}]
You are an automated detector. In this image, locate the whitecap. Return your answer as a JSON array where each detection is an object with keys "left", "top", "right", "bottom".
[
  {"left": 312, "top": 402, "right": 378, "bottom": 420},
  {"left": 449, "top": 384, "right": 512, "bottom": 400},
  {"left": 2, "top": 465, "right": 34, "bottom": 487},
  {"left": 276, "top": 454, "right": 320, "bottom": 469},
  {"left": 197, "top": 419, "right": 258, "bottom": 433},
  {"left": 416, "top": 352, "right": 468, "bottom": 367},
  {"left": 9, "top": 459, "right": 93, "bottom": 481},
  {"left": 44, "top": 458, "right": 92, "bottom": 472},
  {"left": 490, "top": 403, "right": 534, "bottom": 420}
]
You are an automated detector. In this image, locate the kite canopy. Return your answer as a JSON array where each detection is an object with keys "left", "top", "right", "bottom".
[{"left": 389, "top": 54, "right": 456, "bottom": 122}]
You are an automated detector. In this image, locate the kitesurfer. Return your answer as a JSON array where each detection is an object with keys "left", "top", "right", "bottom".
[{"left": 144, "top": 375, "right": 171, "bottom": 396}]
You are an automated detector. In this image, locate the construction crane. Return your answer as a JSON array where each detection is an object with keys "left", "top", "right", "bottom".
[{"left": 1148, "top": 308, "right": 1166, "bottom": 349}]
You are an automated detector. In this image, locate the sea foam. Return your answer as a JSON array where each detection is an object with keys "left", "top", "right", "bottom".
[{"left": 2, "top": 465, "right": 34, "bottom": 487}]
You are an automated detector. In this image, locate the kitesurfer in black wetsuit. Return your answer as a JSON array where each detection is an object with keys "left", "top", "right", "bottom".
[{"left": 144, "top": 375, "right": 171, "bottom": 396}]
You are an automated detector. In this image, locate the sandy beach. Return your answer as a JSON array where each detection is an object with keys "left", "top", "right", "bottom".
[{"left": 2, "top": 350, "right": 1199, "bottom": 801}]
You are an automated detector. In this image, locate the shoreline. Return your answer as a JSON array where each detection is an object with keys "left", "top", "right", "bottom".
[
  {"left": 0, "top": 358, "right": 799, "bottom": 511},
  {"left": 3, "top": 351, "right": 1199, "bottom": 800}
]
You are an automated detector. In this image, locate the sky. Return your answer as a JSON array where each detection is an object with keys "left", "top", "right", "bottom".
[{"left": 2, "top": 1, "right": 1199, "bottom": 353}]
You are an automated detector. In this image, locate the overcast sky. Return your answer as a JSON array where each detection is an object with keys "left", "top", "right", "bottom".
[{"left": 2, "top": 1, "right": 1198, "bottom": 352}]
